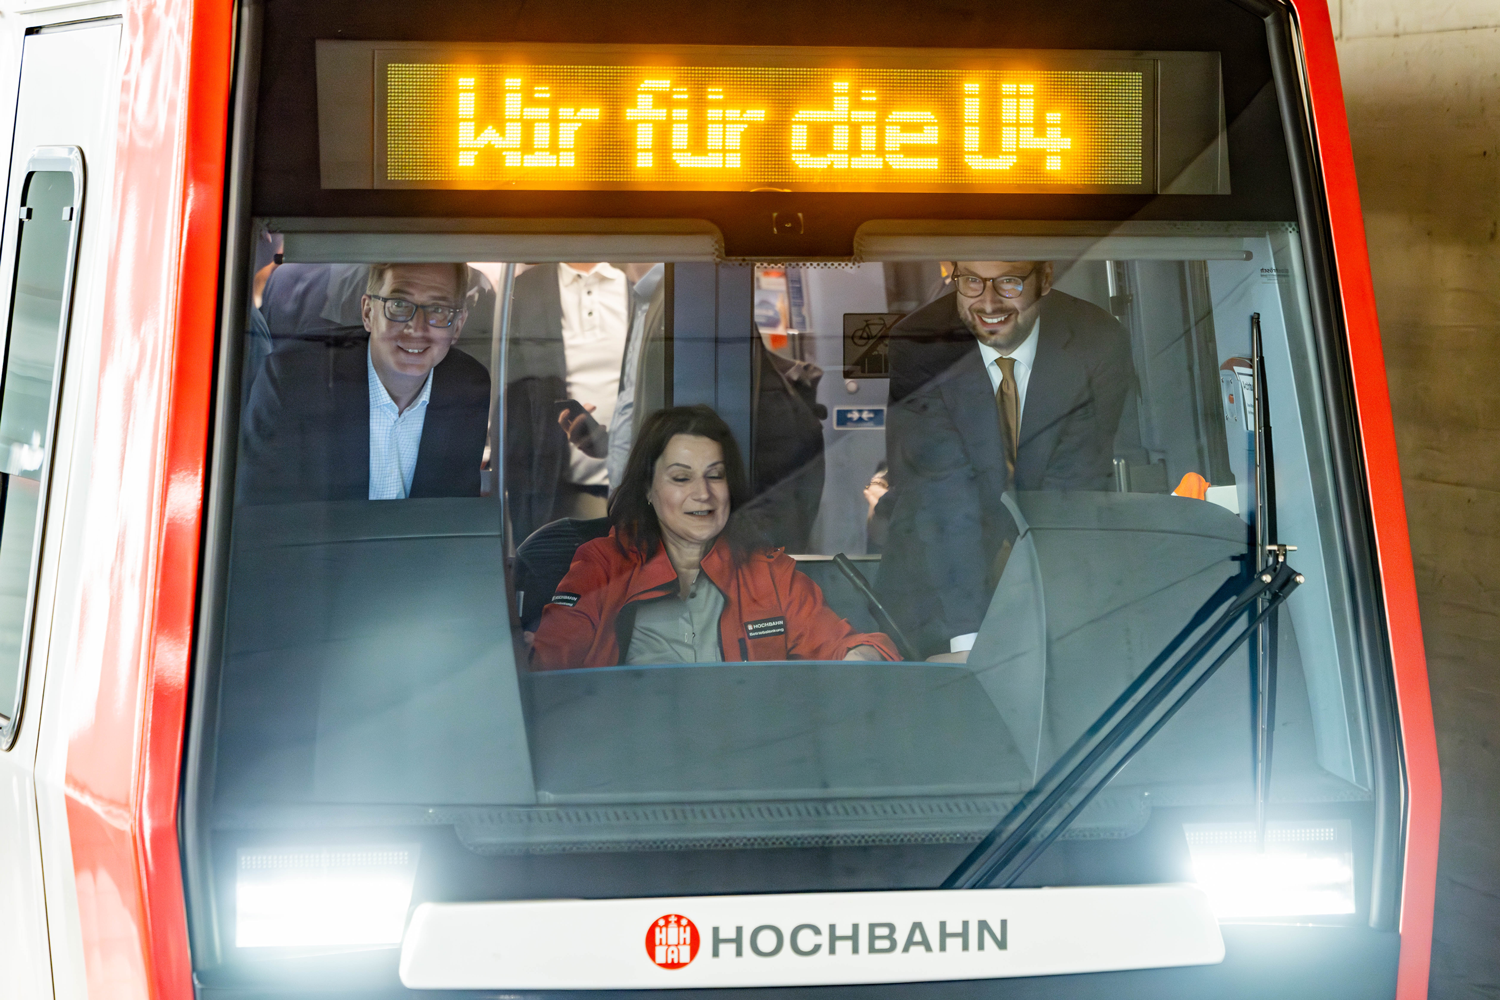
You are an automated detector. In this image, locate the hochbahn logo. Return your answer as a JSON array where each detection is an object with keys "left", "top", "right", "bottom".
[
  {"left": 647, "top": 914, "right": 700, "bottom": 968},
  {"left": 646, "top": 915, "right": 1008, "bottom": 969}
]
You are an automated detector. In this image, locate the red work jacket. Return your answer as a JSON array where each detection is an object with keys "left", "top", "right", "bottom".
[{"left": 530, "top": 532, "right": 898, "bottom": 669}]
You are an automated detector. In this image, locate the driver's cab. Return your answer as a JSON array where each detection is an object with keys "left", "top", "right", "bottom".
[
  {"left": 209, "top": 230, "right": 1367, "bottom": 905},
  {"left": 184, "top": 8, "right": 1396, "bottom": 996}
]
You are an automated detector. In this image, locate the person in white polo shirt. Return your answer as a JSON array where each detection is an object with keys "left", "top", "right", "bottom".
[{"left": 504, "top": 263, "right": 631, "bottom": 541}]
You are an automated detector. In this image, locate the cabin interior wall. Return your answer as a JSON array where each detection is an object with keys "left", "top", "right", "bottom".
[
  {"left": 805, "top": 264, "right": 888, "bottom": 555},
  {"left": 1335, "top": 4, "right": 1500, "bottom": 996}
]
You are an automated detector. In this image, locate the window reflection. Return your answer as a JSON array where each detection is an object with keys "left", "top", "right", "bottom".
[
  {"left": 217, "top": 237, "right": 1374, "bottom": 877},
  {"left": 0, "top": 170, "right": 77, "bottom": 730}
]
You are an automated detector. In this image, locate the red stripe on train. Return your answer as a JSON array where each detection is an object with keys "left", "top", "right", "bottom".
[{"left": 63, "top": 1, "right": 231, "bottom": 997}]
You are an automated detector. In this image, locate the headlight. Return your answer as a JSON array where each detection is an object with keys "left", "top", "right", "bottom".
[
  {"left": 235, "top": 845, "right": 421, "bottom": 948},
  {"left": 1183, "top": 820, "right": 1354, "bottom": 919}
]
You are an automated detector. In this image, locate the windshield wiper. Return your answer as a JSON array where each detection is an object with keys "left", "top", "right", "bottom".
[
  {"left": 1250, "top": 312, "right": 1292, "bottom": 848},
  {"left": 942, "top": 311, "right": 1304, "bottom": 890},
  {"left": 941, "top": 557, "right": 1302, "bottom": 889}
]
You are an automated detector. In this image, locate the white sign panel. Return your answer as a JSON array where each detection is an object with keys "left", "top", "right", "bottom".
[{"left": 400, "top": 884, "right": 1223, "bottom": 990}]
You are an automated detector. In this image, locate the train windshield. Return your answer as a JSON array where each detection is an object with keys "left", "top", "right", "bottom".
[{"left": 188, "top": 2, "right": 1400, "bottom": 996}]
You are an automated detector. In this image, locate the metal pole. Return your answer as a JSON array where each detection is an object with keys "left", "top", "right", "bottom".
[{"left": 491, "top": 263, "right": 516, "bottom": 549}]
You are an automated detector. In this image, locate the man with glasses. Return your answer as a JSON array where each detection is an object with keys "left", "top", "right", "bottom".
[
  {"left": 237, "top": 262, "right": 490, "bottom": 504},
  {"left": 876, "top": 260, "right": 1134, "bottom": 660}
]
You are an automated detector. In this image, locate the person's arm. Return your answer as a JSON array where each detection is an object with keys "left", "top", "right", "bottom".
[
  {"left": 775, "top": 556, "right": 899, "bottom": 662},
  {"left": 923, "top": 632, "right": 977, "bottom": 664},
  {"left": 530, "top": 541, "right": 612, "bottom": 670}
]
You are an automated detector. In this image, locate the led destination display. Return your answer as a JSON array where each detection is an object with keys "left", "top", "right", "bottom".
[{"left": 377, "top": 56, "right": 1149, "bottom": 192}]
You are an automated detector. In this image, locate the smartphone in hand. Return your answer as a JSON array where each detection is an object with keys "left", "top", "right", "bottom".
[
  {"left": 553, "top": 398, "right": 589, "bottom": 422},
  {"left": 554, "top": 399, "right": 608, "bottom": 457}
]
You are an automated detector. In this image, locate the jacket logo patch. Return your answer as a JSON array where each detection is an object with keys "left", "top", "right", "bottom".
[
  {"left": 745, "top": 616, "right": 787, "bottom": 638},
  {"left": 550, "top": 592, "right": 580, "bottom": 607}
]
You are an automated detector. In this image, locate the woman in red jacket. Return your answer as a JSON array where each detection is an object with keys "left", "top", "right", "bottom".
[{"left": 531, "top": 405, "right": 898, "bottom": 669}]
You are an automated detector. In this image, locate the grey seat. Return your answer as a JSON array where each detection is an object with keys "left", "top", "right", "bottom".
[
  {"left": 513, "top": 516, "right": 611, "bottom": 631},
  {"left": 786, "top": 555, "right": 883, "bottom": 635},
  {"left": 259, "top": 262, "right": 497, "bottom": 372}
]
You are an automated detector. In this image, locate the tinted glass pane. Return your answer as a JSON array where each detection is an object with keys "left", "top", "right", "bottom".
[
  {"left": 0, "top": 169, "right": 75, "bottom": 722},
  {"left": 0, "top": 171, "right": 72, "bottom": 479},
  {"left": 0, "top": 477, "right": 39, "bottom": 716},
  {"left": 189, "top": 1, "right": 1401, "bottom": 989},
  {"left": 213, "top": 239, "right": 1371, "bottom": 903}
]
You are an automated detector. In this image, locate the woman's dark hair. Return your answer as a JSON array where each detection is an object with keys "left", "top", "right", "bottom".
[{"left": 610, "top": 405, "right": 764, "bottom": 560}]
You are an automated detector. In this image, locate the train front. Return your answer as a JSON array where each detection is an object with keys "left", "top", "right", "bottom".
[{"left": 180, "top": 1, "right": 1428, "bottom": 997}]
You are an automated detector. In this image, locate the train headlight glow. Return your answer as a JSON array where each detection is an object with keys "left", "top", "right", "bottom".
[
  {"left": 235, "top": 845, "right": 420, "bottom": 948},
  {"left": 1183, "top": 821, "right": 1355, "bottom": 920}
]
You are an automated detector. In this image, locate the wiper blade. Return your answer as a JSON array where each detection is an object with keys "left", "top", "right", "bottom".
[
  {"left": 942, "top": 558, "right": 1303, "bottom": 890},
  {"left": 1250, "top": 313, "right": 1290, "bottom": 849}
]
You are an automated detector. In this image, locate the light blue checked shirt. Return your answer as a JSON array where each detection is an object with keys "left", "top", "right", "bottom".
[{"left": 367, "top": 347, "right": 433, "bottom": 500}]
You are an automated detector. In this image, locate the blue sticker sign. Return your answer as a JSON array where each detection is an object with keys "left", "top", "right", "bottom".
[{"left": 834, "top": 407, "right": 886, "bottom": 430}]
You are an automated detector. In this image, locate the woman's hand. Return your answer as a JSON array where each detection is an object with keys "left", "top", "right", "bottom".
[{"left": 843, "top": 644, "right": 885, "bottom": 661}]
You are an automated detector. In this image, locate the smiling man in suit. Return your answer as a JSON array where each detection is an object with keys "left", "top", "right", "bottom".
[
  {"left": 876, "top": 260, "right": 1135, "bottom": 660},
  {"left": 237, "top": 262, "right": 490, "bottom": 505}
]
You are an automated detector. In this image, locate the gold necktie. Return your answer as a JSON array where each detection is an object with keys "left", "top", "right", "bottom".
[{"left": 994, "top": 356, "right": 1019, "bottom": 477}]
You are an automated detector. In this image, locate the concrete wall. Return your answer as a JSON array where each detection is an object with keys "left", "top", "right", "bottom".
[{"left": 1333, "top": 4, "right": 1500, "bottom": 997}]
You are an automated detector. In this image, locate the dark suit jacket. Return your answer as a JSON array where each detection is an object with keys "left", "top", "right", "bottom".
[
  {"left": 877, "top": 289, "right": 1135, "bottom": 655},
  {"left": 237, "top": 339, "right": 489, "bottom": 505},
  {"left": 747, "top": 338, "right": 827, "bottom": 553},
  {"left": 504, "top": 264, "right": 573, "bottom": 543}
]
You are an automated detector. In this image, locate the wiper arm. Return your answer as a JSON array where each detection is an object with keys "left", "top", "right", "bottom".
[
  {"left": 942, "top": 558, "right": 1303, "bottom": 890},
  {"left": 1250, "top": 313, "right": 1291, "bottom": 848}
]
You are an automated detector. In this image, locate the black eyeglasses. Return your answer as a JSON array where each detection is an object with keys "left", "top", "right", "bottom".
[
  {"left": 952, "top": 267, "right": 1037, "bottom": 299},
  {"left": 368, "top": 294, "right": 463, "bottom": 328}
]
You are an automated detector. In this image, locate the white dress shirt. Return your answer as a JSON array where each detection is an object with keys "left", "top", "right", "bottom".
[
  {"left": 951, "top": 318, "right": 1041, "bottom": 654},
  {"left": 558, "top": 262, "right": 629, "bottom": 486},
  {"left": 367, "top": 347, "right": 433, "bottom": 500}
]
